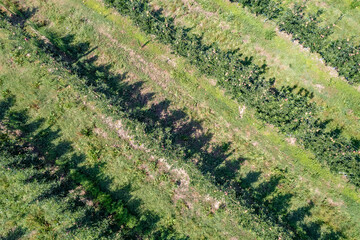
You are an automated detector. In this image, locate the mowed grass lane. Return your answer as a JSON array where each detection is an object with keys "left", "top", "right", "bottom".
[{"left": 3, "top": 0, "right": 360, "bottom": 239}]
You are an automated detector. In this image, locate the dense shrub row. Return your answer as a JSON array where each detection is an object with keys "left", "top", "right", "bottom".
[
  {"left": 0, "top": 95, "right": 139, "bottom": 236},
  {"left": 0, "top": 16, "right": 186, "bottom": 239},
  {"left": 0, "top": 13, "right": 290, "bottom": 239},
  {"left": 1, "top": 4, "right": 354, "bottom": 238},
  {"left": 0, "top": 103, "right": 118, "bottom": 238},
  {"left": 235, "top": 0, "right": 283, "bottom": 19},
  {"left": 231, "top": 0, "right": 360, "bottom": 84},
  {"left": 104, "top": 0, "right": 360, "bottom": 185}
]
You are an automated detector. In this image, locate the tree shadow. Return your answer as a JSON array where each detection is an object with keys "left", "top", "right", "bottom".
[
  {"left": 1, "top": 8, "right": 348, "bottom": 238},
  {"left": 285, "top": 202, "right": 345, "bottom": 239},
  {"left": 0, "top": 97, "right": 180, "bottom": 238},
  {"left": 236, "top": 170, "right": 344, "bottom": 239},
  {"left": 37, "top": 32, "right": 325, "bottom": 239},
  {"left": 34, "top": 29, "right": 243, "bottom": 190},
  {"left": 0, "top": 227, "right": 26, "bottom": 240},
  {"left": 0, "top": 2, "right": 37, "bottom": 28},
  {"left": 238, "top": 173, "right": 293, "bottom": 219},
  {"left": 0, "top": 94, "right": 15, "bottom": 121},
  {"left": 32, "top": 26, "right": 346, "bottom": 239}
]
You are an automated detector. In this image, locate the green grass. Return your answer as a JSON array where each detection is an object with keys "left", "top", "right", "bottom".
[
  {"left": 0, "top": 6, "right": 285, "bottom": 239},
  {"left": 151, "top": 0, "right": 360, "bottom": 140},
  {"left": 1, "top": 0, "right": 360, "bottom": 238},
  {"left": 278, "top": 0, "right": 360, "bottom": 43},
  {"left": 0, "top": 150, "right": 118, "bottom": 239}
]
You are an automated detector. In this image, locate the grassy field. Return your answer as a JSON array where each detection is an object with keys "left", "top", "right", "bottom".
[
  {"left": 150, "top": 0, "right": 360, "bottom": 140},
  {"left": 0, "top": 10, "right": 274, "bottom": 239},
  {"left": 275, "top": 0, "right": 360, "bottom": 43},
  {"left": 1, "top": 0, "right": 360, "bottom": 239}
]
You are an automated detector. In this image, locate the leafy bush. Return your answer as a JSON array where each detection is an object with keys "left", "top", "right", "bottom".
[
  {"left": 0, "top": 18, "right": 187, "bottom": 238},
  {"left": 1, "top": 6, "right": 356, "bottom": 238},
  {"left": 265, "top": 29, "right": 276, "bottom": 40},
  {"left": 279, "top": 4, "right": 360, "bottom": 83},
  {"left": 102, "top": 0, "right": 360, "bottom": 187},
  {"left": 231, "top": 0, "right": 360, "bottom": 83},
  {"left": 350, "top": 0, "right": 360, "bottom": 9},
  {"left": 236, "top": 0, "right": 283, "bottom": 19}
]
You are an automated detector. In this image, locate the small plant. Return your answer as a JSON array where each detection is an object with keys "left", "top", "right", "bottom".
[
  {"left": 103, "top": 0, "right": 360, "bottom": 187},
  {"left": 80, "top": 127, "right": 93, "bottom": 137},
  {"left": 350, "top": 0, "right": 360, "bottom": 9},
  {"left": 265, "top": 29, "right": 276, "bottom": 40},
  {"left": 47, "top": 110, "right": 58, "bottom": 125},
  {"left": 0, "top": 76, "right": 4, "bottom": 87},
  {"left": 88, "top": 143, "right": 102, "bottom": 161},
  {"left": 235, "top": 0, "right": 360, "bottom": 83}
]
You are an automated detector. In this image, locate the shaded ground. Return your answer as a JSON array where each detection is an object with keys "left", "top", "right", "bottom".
[{"left": 0, "top": 4, "right": 349, "bottom": 239}]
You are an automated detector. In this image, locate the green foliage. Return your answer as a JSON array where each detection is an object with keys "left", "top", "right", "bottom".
[
  {"left": 265, "top": 29, "right": 276, "bottom": 40},
  {"left": 279, "top": 6, "right": 333, "bottom": 52},
  {"left": 350, "top": 0, "right": 360, "bottom": 9},
  {"left": 235, "top": 0, "right": 283, "bottom": 19},
  {"left": 0, "top": 12, "right": 290, "bottom": 240},
  {"left": 0, "top": 18, "right": 186, "bottom": 237},
  {"left": 0, "top": 15, "right": 264, "bottom": 239},
  {"left": 70, "top": 171, "right": 138, "bottom": 229},
  {"left": 0, "top": 123, "right": 116, "bottom": 239},
  {"left": 0, "top": 93, "right": 187, "bottom": 239},
  {"left": 231, "top": 0, "right": 360, "bottom": 84},
  {"left": 279, "top": 4, "right": 360, "bottom": 84},
  {"left": 0, "top": 4, "right": 357, "bottom": 239},
  {"left": 101, "top": 0, "right": 360, "bottom": 189}
]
